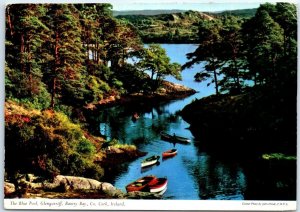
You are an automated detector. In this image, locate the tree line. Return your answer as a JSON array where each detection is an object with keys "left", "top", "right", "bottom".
[
  {"left": 184, "top": 2, "right": 297, "bottom": 95},
  {"left": 5, "top": 4, "right": 181, "bottom": 111}
]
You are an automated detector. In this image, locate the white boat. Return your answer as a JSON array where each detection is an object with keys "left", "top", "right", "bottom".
[
  {"left": 149, "top": 178, "right": 168, "bottom": 193},
  {"left": 141, "top": 155, "right": 160, "bottom": 168}
]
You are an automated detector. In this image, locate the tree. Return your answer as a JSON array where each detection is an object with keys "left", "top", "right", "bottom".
[
  {"left": 183, "top": 19, "right": 223, "bottom": 95},
  {"left": 218, "top": 16, "right": 247, "bottom": 94},
  {"left": 137, "top": 44, "right": 181, "bottom": 91},
  {"left": 42, "top": 4, "right": 87, "bottom": 108},
  {"left": 242, "top": 8, "right": 284, "bottom": 85},
  {"left": 5, "top": 4, "right": 51, "bottom": 107}
]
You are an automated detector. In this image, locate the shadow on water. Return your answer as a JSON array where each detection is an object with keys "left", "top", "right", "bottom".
[
  {"left": 92, "top": 44, "right": 295, "bottom": 200},
  {"left": 190, "top": 124, "right": 296, "bottom": 200},
  {"left": 141, "top": 162, "right": 161, "bottom": 173}
]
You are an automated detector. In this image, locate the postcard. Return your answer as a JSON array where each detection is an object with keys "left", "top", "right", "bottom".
[{"left": 3, "top": 0, "right": 297, "bottom": 210}]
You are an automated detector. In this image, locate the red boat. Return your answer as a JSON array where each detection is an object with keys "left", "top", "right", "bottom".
[
  {"left": 149, "top": 178, "right": 168, "bottom": 193},
  {"left": 125, "top": 175, "right": 158, "bottom": 192},
  {"left": 162, "top": 149, "right": 177, "bottom": 158}
]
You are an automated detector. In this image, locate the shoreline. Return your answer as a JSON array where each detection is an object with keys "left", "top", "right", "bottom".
[
  {"left": 5, "top": 80, "right": 196, "bottom": 199},
  {"left": 85, "top": 80, "right": 197, "bottom": 110}
]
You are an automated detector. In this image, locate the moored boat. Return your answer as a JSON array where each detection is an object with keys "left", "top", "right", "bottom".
[
  {"left": 160, "top": 131, "right": 191, "bottom": 144},
  {"left": 125, "top": 175, "right": 158, "bottom": 192},
  {"left": 162, "top": 149, "right": 177, "bottom": 158},
  {"left": 132, "top": 112, "right": 140, "bottom": 121},
  {"left": 149, "top": 177, "right": 168, "bottom": 193},
  {"left": 141, "top": 155, "right": 160, "bottom": 168}
]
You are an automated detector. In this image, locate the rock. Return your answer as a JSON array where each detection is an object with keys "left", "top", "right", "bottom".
[
  {"left": 126, "top": 191, "right": 162, "bottom": 199},
  {"left": 26, "top": 173, "right": 38, "bottom": 182},
  {"left": 4, "top": 182, "right": 15, "bottom": 195},
  {"left": 45, "top": 175, "right": 102, "bottom": 191},
  {"left": 107, "top": 146, "right": 124, "bottom": 154},
  {"left": 101, "top": 182, "right": 115, "bottom": 192},
  {"left": 6, "top": 174, "right": 130, "bottom": 199}
]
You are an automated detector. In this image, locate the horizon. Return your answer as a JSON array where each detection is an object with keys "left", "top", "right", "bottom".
[
  {"left": 110, "top": 2, "right": 261, "bottom": 12},
  {"left": 112, "top": 7, "right": 258, "bottom": 13}
]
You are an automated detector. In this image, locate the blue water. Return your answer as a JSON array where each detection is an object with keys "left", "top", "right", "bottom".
[{"left": 99, "top": 44, "right": 247, "bottom": 200}]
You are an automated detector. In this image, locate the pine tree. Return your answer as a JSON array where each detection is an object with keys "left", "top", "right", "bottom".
[
  {"left": 43, "top": 4, "right": 87, "bottom": 108},
  {"left": 5, "top": 4, "right": 51, "bottom": 107}
]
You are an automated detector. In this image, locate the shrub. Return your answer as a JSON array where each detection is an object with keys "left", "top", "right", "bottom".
[
  {"left": 76, "top": 139, "right": 96, "bottom": 155},
  {"left": 5, "top": 101, "right": 102, "bottom": 180}
]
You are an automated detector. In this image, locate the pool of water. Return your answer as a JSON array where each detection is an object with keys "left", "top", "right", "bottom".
[{"left": 97, "top": 44, "right": 247, "bottom": 200}]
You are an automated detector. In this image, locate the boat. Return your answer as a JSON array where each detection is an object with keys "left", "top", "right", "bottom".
[
  {"left": 160, "top": 131, "right": 191, "bottom": 144},
  {"left": 125, "top": 175, "right": 158, "bottom": 192},
  {"left": 132, "top": 112, "right": 140, "bottom": 121},
  {"left": 148, "top": 177, "right": 168, "bottom": 193},
  {"left": 162, "top": 149, "right": 177, "bottom": 158},
  {"left": 141, "top": 155, "right": 160, "bottom": 168}
]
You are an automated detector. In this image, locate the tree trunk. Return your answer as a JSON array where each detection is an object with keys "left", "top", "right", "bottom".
[
  {"left": 6, "top": 7, "right": 14, "bottom": 37},
  {"left": 51, "top": 31, "right": 59, "bottom": 109},
  {"left": 51, "top": 77, "right": 56, "bottom": 109},
  {"left": 233, "top": 58, "right": 240, "bottom": 92},
  {"left": 20, "top": 33, "right": 25, "bottom": 73},
  {"left": 212, "top": 60, "right": 219, "bottom": 95}
]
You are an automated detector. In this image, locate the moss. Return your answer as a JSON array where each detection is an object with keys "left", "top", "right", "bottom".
[
  {"left": 262, "top": 153, "right": 296, "bottom": 161},
  {"left": 113, "top": 144, "right": 137, "bottom": 151}
]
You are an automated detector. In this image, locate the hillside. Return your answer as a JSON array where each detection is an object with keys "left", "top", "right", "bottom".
[
  {"left": 116, "top": 10, "right": 215, "bottom": 43},
  {"left": 115, "top": 8, "right": 257, "bottom": 43},
  {"left": 113, "top": 10, "right": 187, "bottom": 16},
  {"left": 212, "top": 8, "right": 257, "bottom": 18}
]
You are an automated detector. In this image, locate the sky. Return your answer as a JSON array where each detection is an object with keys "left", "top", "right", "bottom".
[
  {"left": 110, "top": 2, "right": 261, "bottom": 12},
  {"left": 2, "top": 0, "right": 298, "bottom": 12},
  {"left": 95, "top": 0, "right": 296, "bottom": 11}
]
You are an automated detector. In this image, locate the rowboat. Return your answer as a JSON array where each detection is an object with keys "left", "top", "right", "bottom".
[
  {"left": 125, "top": 175, "right": 158, "bottom": 192},
  {"left": 141, "top": 155, "right": 160, "bottom": 168},
  {"left": 148, "top": 177, "right": 168, "bottom": 193},
  {"left": 162, "top": 149, "right": 177, "bottom": 158},
  {"left": 132, "top": 112, "right": 140, "bottom": 121},
  {"left": 160, "top": 131, "right": 191, "bottom": 144}
]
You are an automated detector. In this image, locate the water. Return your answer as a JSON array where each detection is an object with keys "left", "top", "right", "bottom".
[{"left": 98, "top": 44, "right": 247, "bottom": 200}]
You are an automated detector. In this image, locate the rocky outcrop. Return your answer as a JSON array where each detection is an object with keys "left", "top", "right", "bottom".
[
  {"left": 5, "top": 174, "right": 162, "bottom": 199},
  {"left": 44, "top": 175, "right": 102, "bottom": 191},
  {"left": 4, "top": 182, "right": 15, "bottom": 195}
]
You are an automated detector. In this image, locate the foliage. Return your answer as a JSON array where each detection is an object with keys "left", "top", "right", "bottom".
[
  {"left": 262, "top": 153, "right": 296, "bottom": 161},
  {"left": 137, "top": 44, "right": 181, "bottom": 91},
  {"left": 184, "top": 2, "right": 297, "bottom": 95},
  {"left": 5, "top": 101, "right": 103, "bottom": 180},
  {"left": 5, "top": 3, "right": 143, "bottom": 110}
]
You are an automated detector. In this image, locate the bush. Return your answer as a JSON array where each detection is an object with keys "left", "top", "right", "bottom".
[
  {"left": 5, "top": 101, "right": 103, "bottom": 180},
  {"left": 77, "top": 139, "right": 96, "bottom": 155}
]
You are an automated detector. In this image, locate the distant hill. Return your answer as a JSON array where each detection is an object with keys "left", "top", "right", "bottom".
[
  {"left": 209, "top": 8, "right": 257, "bottom": 18},
  {"left": 115, "top": 10, "right": 215, "bottom": 43},
  {"left": 115, "top": 9, "right": 256, "bottom": 43},
  {"left": 114, "top": 8, "right": 257, "bottom": 18},
  {"left": 113, "top": 10, "right": 187, "bottom": 16}
]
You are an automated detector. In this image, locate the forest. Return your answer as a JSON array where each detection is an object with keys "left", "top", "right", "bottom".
[{"left": 4, "top": 2, "right": 297, "bottom": 199}]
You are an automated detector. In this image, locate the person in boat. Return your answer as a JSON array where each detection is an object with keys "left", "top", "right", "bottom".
[
  {"left": 172, "top": 133, "right": 176, "bottom": 147},
  {"left": 132, "top": 112, "right": 139, "bottom": 121}
]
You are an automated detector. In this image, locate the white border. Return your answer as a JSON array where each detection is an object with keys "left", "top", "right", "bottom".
[
  {"left": 1, "top": 0, "right": 298, "bottom": 211},
  {"left": 3, "top": 199, "right": 297, "bottom": 211}
]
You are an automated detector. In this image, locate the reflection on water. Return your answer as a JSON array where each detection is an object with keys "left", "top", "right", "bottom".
[{"left": 96, "top": 44, "right": 248, "bottom": 200}]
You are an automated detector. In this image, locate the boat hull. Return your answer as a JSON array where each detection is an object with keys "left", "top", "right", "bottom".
[
  {"left": 160, "top": 132, "right": 191, "bottom": 144},
  {"left": 126, "top": 176, "right": 158, "bottom": 192},
  {"left": 162, "top": 149, "right": 177, "bottom": 158},
  {"left": 149, "top": 178, "right": 168, "bottom": 193},
  {"left": 141, "top": 155, "right": 160, "bottom": 168}
]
